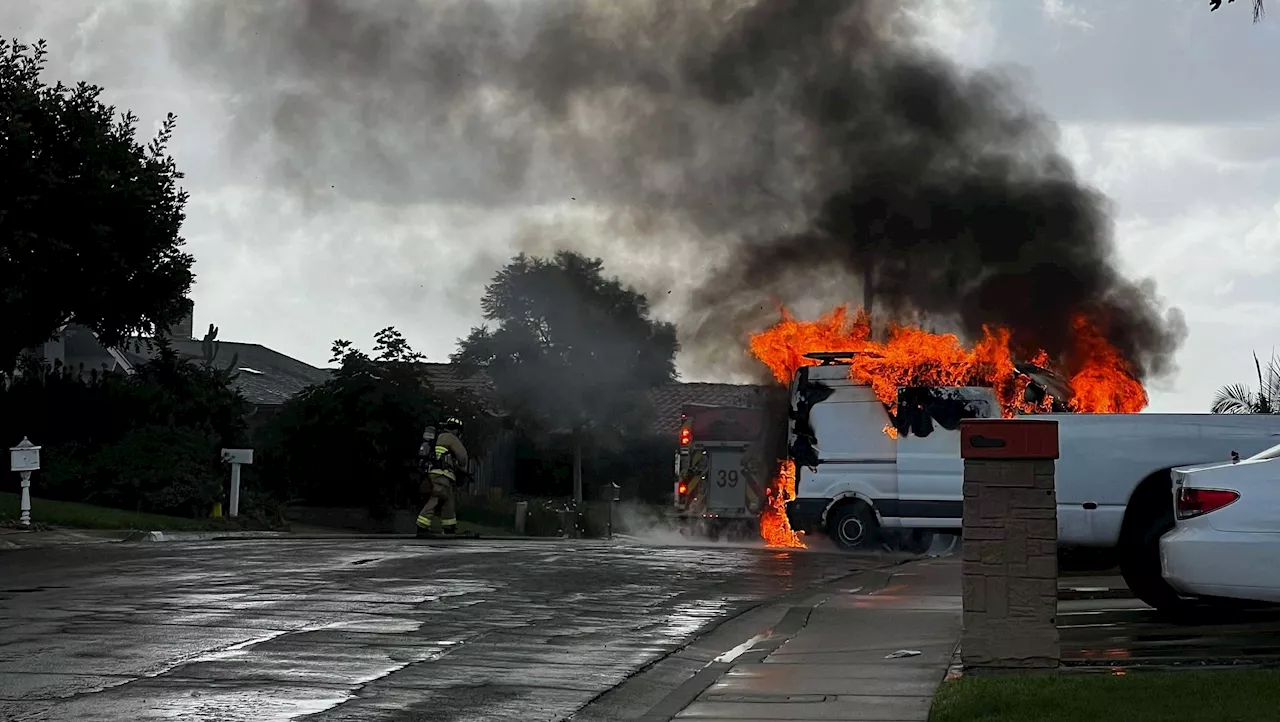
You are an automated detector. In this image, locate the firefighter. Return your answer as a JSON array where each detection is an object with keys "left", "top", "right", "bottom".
[{"left": 416, "top": 417, "right": 469, "bottom": 538}]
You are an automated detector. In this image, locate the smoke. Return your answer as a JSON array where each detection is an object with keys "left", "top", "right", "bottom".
[{"left": 168, "top": 0, "right": 1186, "bottom": 380}]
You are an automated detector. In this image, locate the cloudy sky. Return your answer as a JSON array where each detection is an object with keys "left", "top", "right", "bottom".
[{"left": 4, "top": 0, "right": 1277, "bottom": 412}]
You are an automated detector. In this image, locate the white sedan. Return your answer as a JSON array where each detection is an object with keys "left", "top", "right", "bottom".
[{"left": 1161, "top": 442, "right": 1280, "bottom": 607}]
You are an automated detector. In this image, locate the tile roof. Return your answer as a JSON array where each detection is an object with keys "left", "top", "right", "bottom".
[
  {"left": 414, "top": 364, "right": 779, "bottom": 437},
  {"left": 414, "top": 362, "right": 496, "bottom": 398},
  {"left": 122, "top": 338, "right": 332, "bottom": 406},
  {"left": 646, "top": 382, "right": 779, "bottom": 436}
]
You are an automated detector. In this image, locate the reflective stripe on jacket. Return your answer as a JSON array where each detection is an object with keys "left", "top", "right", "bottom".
[{"left": 429, "top": 431, "right": 469, "bottom": 481}]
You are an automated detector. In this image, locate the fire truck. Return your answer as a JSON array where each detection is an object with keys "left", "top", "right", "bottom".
[{"left": 672, "top": 403, "right": 775, "bottom": 540}]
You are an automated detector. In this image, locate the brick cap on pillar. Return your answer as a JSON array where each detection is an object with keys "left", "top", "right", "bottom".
[{"left": 960, "top": 419, "right": 1059, "bottom": 460}]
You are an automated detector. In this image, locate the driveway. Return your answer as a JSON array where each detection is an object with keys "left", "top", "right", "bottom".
[{"left": 1059, "top": 575, "right": 1280, "bottom": 670}]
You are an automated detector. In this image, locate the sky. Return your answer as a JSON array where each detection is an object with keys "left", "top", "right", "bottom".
[{"left": 4, "top": 0, "right": 1278, "bottom": 412}]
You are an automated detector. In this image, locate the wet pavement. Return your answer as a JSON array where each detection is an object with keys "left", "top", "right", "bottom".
[
  {"left": 0, "top": 538, "right": 884, "bottom": 721},
  {"left": 1058, "top": 576, "right": 1280, "bottom": 671}
]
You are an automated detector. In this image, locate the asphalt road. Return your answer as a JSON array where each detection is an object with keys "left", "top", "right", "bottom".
[{"left": 0, "top": 538, "right": 879, "bottom": 721}]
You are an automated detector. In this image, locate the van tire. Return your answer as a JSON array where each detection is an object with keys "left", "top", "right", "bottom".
[
  {"left": 1118, "top": 499, "right": 1193, "bottom": 614},
  {"left": 828, "top": 501, "right": 880, "bottom": 551}
]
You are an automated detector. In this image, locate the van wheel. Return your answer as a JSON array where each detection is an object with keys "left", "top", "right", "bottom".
[
  {"left": 828, "top": 502, "right": 880, "bottom": 551},
  {"left": 1119, "top": 502, "right": 1194, "bottom": 614}
]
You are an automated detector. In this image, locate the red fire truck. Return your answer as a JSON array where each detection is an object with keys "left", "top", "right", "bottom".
[{"left": 672, "top": 403, "right": 774, "bottom": 540}]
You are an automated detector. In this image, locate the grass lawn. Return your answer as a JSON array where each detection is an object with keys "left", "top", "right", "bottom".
[
  {"left": 1, "top": 492, "right": 515, "bottom": 536},
  {"left": 931, "top": 669, "right": 1280, "bottom": 722},
  {"left": 0, "top": 492, "right": 228, "bottom": 531}
]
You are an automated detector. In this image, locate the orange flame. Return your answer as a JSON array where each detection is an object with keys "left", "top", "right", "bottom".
[
  {"left": 747, "top": 306, "right": 1147, "bottom": 546},
  {"left": 1067, "top": 315, "right": 1148, "bottom": 413},
  {"left": 748, "top": 305, "right": 1147, "bottom": 417},
  {"left": 760, "top": 459, "right": 805, "bottom": 549}
]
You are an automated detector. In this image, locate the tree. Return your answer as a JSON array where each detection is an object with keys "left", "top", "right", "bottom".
[
  {"left": 0, "top": 39, "right": 194, "bottom": 375},
  {"left": 255, "top": 328, "right": 487, "bottom": 514},
  {"left": 1209, "top": 0, "right": 1265, "bottom": 22},
  {"left": 1211, "top": 351, "right": 1280, "bottom": 414},
  {"left": 453, "top": 251, "right": 678, "bottom": 504}
]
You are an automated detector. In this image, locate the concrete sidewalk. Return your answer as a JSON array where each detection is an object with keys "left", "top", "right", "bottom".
[{"left": 670, "top": 557, "right": 961, "bottom": 721}]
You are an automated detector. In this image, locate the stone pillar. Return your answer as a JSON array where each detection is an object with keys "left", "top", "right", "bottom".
[{"left": 959, "top": 419, "right": 1060, "bottom": 671}]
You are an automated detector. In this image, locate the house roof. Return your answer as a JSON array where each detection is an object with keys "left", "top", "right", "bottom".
[
  {"left": 412, "top": 364, "right": 778, "bottom": 436},
  {"left": 414, "top": 362, "right": 496, "bottom": 398},
  {"left": 122, "top": 338, "right": 332, "bottom": 406},
  {"left": 646, "top": 382, "right": 779, "bottom": 436}
]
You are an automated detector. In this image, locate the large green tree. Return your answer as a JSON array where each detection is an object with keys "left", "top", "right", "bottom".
[
  {"left": 0, "top": 39, "right": 194, "bottom": 374},
  {"left": 453, "top": 251, "right": 678, "bottom": 504}
]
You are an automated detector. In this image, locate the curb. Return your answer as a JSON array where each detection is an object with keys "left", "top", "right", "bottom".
[
  {"left": 1057, "top": 586, "right": 1133, "bottom": 602},
  {"left": 116, "top": 531, "right": 567, "bottom": 543}
]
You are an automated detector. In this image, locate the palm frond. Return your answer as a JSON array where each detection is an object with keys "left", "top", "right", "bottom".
[{"left": 1212, "top": 382, "right": 1258, "bottom": 414}]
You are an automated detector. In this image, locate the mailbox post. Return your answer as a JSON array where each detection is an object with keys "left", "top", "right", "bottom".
[
  {"left": 221, "top": 448, "right": 254, "bottom": 518},
  {"left": 603, "top": 482, "right": 621, "bottom": 540},
  {"left": 9, "top": 437, "right": 41, "bottom": 528},
  {"left": 959, "top": 419, "right": 1060, "bottom": 671}
]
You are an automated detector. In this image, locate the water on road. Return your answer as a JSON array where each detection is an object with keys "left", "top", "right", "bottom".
[{"left": 0, "top": 538, "right": 877, "bottom": 721}]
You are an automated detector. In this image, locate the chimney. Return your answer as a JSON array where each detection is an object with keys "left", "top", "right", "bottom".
[{"left": 167, "top": 298, "right": 195, "bottom": 340}]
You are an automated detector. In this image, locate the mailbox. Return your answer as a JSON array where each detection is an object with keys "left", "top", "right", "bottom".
[
  {"left": 10, "top": 437, "right": 41, "bottom": 473},
  {"left": 959, "top": 419, "right": 1059, "bottom": 460},
  {"left": 221, "top": 448, "right": 254, "bottom": 465}
]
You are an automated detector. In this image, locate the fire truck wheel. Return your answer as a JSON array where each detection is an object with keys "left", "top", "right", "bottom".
[{"left": 828, "top": 501, "right": 880, "bottom": 551}]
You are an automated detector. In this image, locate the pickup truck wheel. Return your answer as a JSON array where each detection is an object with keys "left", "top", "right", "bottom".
[
  {"left": 902, "top": 530, "right": 936, "bottom": 555},
  {"left": 828, "top": 502, "right": 880, "bottom": 551},
  {"left": 1119, "top": 504, "right": 1193, "bottom": 614}
]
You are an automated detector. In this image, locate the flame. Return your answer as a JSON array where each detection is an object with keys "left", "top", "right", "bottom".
[
  {"left": 1067, "top": 315, "right": 1149, "bottom": 413},
  {"left": 749, "top": 306, "right": 1033, "bottom": 417},
  {"left": 760, "top": 459, "right": 805, "bottom": 549},
  {"left": 746, "top": 306, "right": 1148, "bottom": 546},
  {"left": 748, "top": 305, "right": 1147, "bottom": 418}
]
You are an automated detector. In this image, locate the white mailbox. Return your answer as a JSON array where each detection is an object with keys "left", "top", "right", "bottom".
[
  {"left": 221, "top": 448, "right": 253, "bottom": 519},
  {"left": 9, "top": 437, "right": 40, "bottom": 473},
  {"left": 221, "top": 448, "right": 254, "bottom": 465}
]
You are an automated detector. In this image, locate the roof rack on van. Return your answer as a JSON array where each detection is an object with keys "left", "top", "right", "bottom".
[{"left": 803, "top": 351, "right": 884, "bottom": 365}]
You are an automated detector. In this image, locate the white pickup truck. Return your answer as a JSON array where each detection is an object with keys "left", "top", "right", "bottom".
[{"left": 783, "top": 356, "right": 1280, "bottom": 610}]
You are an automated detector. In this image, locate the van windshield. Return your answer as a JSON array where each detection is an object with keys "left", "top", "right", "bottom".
[{"left": 1247, "top": 442, "right": 1280, "bottom": 461}]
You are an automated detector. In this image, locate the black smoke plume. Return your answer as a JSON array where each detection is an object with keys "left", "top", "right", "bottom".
[{"left": 171, "top": 0, "right": 1186, "bottom": 380}]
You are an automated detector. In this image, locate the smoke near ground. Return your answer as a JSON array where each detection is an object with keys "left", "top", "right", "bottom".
[{"left": 166, "top": 0, "right": 1185, "bottom": 380}]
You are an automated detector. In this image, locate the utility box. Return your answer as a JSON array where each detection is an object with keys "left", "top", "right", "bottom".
[{"left": 959, "top": 419, "right": 1060, "bottom": 672}]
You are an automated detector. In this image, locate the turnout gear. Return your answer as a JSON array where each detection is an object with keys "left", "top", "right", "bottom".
[{"left": 416, "top": 423, "right": 469, "bottom": 535}]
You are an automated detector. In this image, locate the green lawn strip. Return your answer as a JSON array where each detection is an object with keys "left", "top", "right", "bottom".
[
  {"left": 931, "top": 669, "right": 1280, "bottom": 722},
  {"left": 1, "top": 492, "right": 517, "bottom": 536},
  {"left": 0, "top": 492, "right": 224, "bottom": 531}
]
